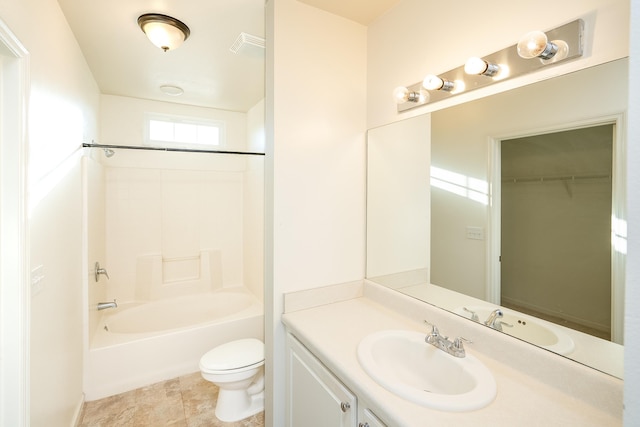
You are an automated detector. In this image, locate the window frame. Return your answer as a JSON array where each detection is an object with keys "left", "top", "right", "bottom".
[{"left": 144, "top": 113, "right": 226, "bottom": 149}]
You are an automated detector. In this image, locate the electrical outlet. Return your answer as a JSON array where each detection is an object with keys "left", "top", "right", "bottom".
[
  {"left": 31, "top": 265, "right": 45, "bottom": 295},
  {"left": 466, "top": 226, "right": 485, "bottom": 240}
]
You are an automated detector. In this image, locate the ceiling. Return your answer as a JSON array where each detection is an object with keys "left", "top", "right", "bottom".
[{"left": 57, "top": 0, "right": 398, "bottom": 113}]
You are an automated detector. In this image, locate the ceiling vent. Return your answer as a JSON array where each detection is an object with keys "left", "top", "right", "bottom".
[{"left": 229, "top": 32, "right": 265, "bottom": 56}]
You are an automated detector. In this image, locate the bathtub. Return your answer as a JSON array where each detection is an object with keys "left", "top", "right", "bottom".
[{"left": 84, "top": 286, "right": 263, "bottom": 401}]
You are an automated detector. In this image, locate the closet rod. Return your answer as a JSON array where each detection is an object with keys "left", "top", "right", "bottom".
[
  {"left": 82, "top": 143, "right": 265, "bottom": 156},
  {"left": 502, "top": 173, "right": 610, "bottom": 184}
]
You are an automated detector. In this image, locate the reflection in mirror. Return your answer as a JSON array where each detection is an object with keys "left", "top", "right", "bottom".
[
  {"left": 500, "top": 125, "right": 614, "bottom": 341},
  {"left": 366, "top": 115, "right": 430, "bottom": 282},
  {"left": 366, "top": 59, "right": 627, "bottom": 379}
]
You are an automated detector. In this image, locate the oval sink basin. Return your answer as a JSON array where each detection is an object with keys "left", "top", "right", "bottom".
[
  {"left": 357, "top": 330, "right": 496, "bottom": 412},
  {"left": 453, "top": 306, "right": 575, "bottom": 355}
]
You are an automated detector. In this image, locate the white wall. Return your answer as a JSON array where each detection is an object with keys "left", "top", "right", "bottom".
[
  {"left": 100, "top": 94, "right": 248, "bottom": 151},
  {"left": 0, "top": 0, "right": 100, "bottom": 425},
  {"left": 624, "top": 1, "right": 640, "bottom": 424},
  {"left": 265, "top": 0, "right": 367, "bottom": 425},
  {"left": 245, "top": 99, "right": 265, "bottom": 300},
  {"left": 366, "top": 115, "right": 430, "bottom": 279},
  {"left": 83, "top": 154, "right": 106, "bottom": 354}
]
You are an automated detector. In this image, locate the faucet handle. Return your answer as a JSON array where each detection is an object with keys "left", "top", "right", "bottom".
[
  {"left": 462, "top": 307, "right": 479, "bottom": 322},
  {"left": 450, "top": 336, "right": 472, "bottom": 357},
  {"left": 497, "top": 320, "right": 513, "bottom": 331},
  {"left": 453, "top": 336, "right": 472, "bottom": 349},
  {"left": 423, "top": 320, "right": 440, "bottom": 336},
  {"left": 95, "top": 262, "right": 110, "bottom": 282}
]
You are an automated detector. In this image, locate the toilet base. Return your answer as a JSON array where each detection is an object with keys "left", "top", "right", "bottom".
[{"left": 215, "top": 387, "right": 264, "bottom": 422}]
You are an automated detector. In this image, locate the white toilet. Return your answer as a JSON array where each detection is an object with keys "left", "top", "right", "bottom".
[{"left": 199, "top": 338, "right": 265, "bottom": 422}]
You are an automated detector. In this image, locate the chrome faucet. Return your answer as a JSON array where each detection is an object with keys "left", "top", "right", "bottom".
[
  {"left": 97, "top": 299, "right": 117, "bottom": 310},
  {"left": 424, "top": 321, "right": 470, "bottom": 358},
  {"left": 484, "top": 309, "right": 513, "bottom": 331}
]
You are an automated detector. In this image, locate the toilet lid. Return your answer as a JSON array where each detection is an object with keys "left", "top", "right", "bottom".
[{"left": 200, "top": 338, "right": 264, "bottom": 371}]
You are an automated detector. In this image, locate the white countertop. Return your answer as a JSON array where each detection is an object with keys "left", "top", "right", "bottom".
[{"left": 282, "top": 282, "right": 622, "bottom": 427}]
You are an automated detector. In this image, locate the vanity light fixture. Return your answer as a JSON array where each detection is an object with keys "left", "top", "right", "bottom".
[
  {"left": 393, "top": 19, "right": 583, "bottom": 113},
  {"left": 393, "top": 86, "right": 430, "bottom": 105},
  {"left": 464, "top": 57, "right": 500, "bottom": 77},
  {"left": 423, "top": 74, "right": 455, "bottom": 92},
  {"left": 138, "top": 13, "right": 191, "bottom": 52}
]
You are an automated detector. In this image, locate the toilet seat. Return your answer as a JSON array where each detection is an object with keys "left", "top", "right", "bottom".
[{"left": 200, "top": 338, "right": 264, "bottom": 373}]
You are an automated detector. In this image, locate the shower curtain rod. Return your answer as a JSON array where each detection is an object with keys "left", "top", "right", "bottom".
[{"left": 82, "top": 143, "right": 265, "bottom": 156}]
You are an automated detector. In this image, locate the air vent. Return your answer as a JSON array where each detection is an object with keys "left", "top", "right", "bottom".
[{"left": 229, "top": 32, "right": 265, "bottom": 56}]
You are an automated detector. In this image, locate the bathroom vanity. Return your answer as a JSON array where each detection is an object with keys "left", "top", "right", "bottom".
[{"left": 282, "top": 280, "right": 622, "bottom": 427}]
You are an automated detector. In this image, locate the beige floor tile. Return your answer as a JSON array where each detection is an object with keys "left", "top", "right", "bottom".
[{"left": 79, "top": 373, "right": 264, "bottom": 427}]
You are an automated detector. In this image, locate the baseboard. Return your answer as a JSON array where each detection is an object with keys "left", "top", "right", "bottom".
[{"left": 71, "top": 393, "right": 85, "bottom": 427}]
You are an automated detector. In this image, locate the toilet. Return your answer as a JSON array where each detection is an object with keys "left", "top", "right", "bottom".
[{"left": 199, "top": 338, "right": 265, "bottom": 422}]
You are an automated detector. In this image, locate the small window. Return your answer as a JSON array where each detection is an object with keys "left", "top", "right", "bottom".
[{"left": 145, "top": 114, "right": 225, "bottom": 148}]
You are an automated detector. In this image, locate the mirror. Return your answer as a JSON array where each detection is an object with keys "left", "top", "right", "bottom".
[{"left": 366, "top": 59, "right": 628, "bottom": 378}]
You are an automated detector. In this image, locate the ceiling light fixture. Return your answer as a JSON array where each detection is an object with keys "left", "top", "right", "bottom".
[{"left": 138, "top": 13, "right": 190, "bottom": 52}]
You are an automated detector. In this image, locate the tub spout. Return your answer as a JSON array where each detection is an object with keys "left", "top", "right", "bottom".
[{"left": 97, "top": 299, "right": 117, "bottom": 311}]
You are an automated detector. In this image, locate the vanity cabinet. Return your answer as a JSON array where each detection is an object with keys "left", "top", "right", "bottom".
[
  {"left": 286, "top": 333, "right": 388, "bottom": 427},
  {"left": 286, "top": 333, "right": 357, "bottom": 426},
  {"left": 358, "top": 408, "right": 387, "bottom": 427}
]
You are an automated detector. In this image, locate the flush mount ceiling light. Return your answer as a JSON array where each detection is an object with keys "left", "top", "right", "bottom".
[{"left": 138, "top": 13, "right": 190, "bottom": 52}]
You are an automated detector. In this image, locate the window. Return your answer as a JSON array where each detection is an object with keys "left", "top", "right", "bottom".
[{"left": 145, "top": 114, "right": 225, "bottom": 148}]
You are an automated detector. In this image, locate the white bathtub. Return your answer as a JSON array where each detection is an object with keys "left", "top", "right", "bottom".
[{"left": 84, "top": 287, "right": 263, "bottom": 401}]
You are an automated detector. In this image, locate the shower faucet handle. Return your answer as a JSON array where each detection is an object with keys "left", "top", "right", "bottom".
[{"left": 95, "top": 262, "right": 110, "bottom": 282}]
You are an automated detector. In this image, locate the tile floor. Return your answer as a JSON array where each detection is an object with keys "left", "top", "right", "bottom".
[{"left": 79, "top": 372, "right": 264, "bottom": 427}]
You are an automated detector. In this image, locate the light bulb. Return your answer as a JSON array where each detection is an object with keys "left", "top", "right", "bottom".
[
  {"left": 465, "top": 57, "right": 500, "bottom": 77},
  {"left": 423, "top": 75, "right": 455, "bottom": 92},
  {"left": 423, "top": 75, "right": 444, "bottom": 90},
  {"left": 517, "top": 30, "right": 558, "bottom": 60},
  {"left": 393, "top": 86, "right": 410, "bottom": 104},
  {"left": 416, "top": 89, "right": 430, "bottom": 103},
  {"left": 392, "top": 86, "right": 429, "bottom": 105}
]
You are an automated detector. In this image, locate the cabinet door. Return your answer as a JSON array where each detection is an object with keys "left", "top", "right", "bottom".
[
  {"left": 287, "top": 333, "right": 357, "bottom": 427},
  {"left": 358, "top": 408, "right": 387, "bottom": 427}
]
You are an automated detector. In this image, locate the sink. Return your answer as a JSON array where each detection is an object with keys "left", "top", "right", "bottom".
[
  {"left": 357, "top": 330, "right": 496, "bottom": 412},
  {"left": 453, "top": 306, "right": 575, "bottom": 355}
]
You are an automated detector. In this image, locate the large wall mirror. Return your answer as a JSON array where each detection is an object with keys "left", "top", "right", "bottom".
[{"left": 366, "top": 58, "right": 628, "bottom": 379}]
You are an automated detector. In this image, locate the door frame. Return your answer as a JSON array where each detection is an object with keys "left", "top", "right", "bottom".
[
  {"left": 487, "top": 114, "right": 626, "bottom": 344},
  {"left": 0, "top": 19, "right": 30, "bottom": 425}
]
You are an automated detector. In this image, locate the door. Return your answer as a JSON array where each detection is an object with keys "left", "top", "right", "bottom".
[{"left": 286, "top": 333, "right": 356, "bottom": 427}]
